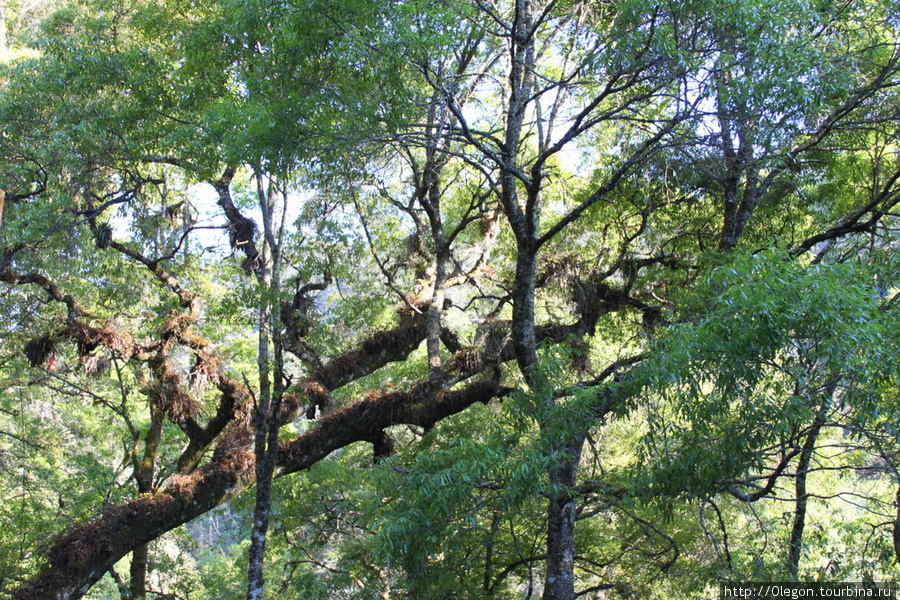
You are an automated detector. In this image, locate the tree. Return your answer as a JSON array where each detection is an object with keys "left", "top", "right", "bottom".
[{"left": 2, "top": 0, "right": 900, "bottom": 598}]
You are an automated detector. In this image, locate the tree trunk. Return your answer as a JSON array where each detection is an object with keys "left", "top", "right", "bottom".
[
  {"left": 426, "top": 243, "right": 449, "bottom": 375},
  {"left": 542, "top": 437, "right": 586, "bottom": 600},
  {"left": 130, "top": 406, "right": 164, "bottom": 599},
  {"left": 246, "top": 337, "right": 284, "bottom": 600},
  {"left": 512, "top": 243, "right": 538, "bottom": 375},
  {"left": 420, "top": 142, "right": 448, "bottom": 376},
  {"left": 128, "top": 544, "right": 149, "bottom": 600},
  {"left": 245, "top": 332, "right": 274, "bottom": 600},
  {"left": 246, "top": 175, "right": 283, "bottom": 600},
  {"left": 787, "top": 400, "right": 829, "bottom": 579},
  {"left": 501, "top": 4, "right": 585, "bottom": 596}
]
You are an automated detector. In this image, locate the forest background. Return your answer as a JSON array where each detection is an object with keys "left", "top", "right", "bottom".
[{"left": 2, "top": 0, "right": 900, "bottom": 598}]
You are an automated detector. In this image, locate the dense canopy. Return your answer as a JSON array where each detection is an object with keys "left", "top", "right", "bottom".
[{"left": 1, "top": 0, "right": 900, "bottom": 599}]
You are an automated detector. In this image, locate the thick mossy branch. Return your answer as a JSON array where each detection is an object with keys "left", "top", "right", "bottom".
[
  {"left": 14, "top": 452, "right": 256, "bottom": 600},
  {"left": 314, "top": 313, "right": 428, "bottom": 391},
  {"left": 279, "top": 380, "right": 511, "bottom": 474},
  {"left": 298, "top": 311, "right": 429, "bottom": 419},
  {"left": 11, "top": 379, "right": 510, "bottom": 600}
]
